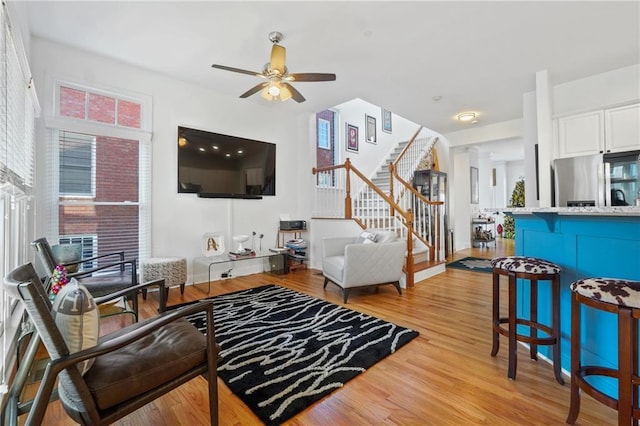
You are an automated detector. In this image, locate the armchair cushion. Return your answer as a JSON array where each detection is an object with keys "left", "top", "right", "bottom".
[
  {"left": 85, "top": 317, "right": 207, "bottom": 410},
  {"left": 52, "top": 280, "right": 100, "bottom": 375}
]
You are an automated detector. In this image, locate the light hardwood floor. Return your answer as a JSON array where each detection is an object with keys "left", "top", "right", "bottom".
[{"left": 25, "top": 239, "right": 616, "bottom": 425}]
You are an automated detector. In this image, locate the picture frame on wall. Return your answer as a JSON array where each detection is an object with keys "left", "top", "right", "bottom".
[
  {"left": 470, "top": 166, "right": 479, "bottom": 204},
  {"left": 382, "top": 108, "right": 392, "bottom": 133},
  {"left": 365, "top": 114, "right": 376, "bottom": 144},
  {"left": 346, "top": 123, "right": 359, "bottom": 153}
]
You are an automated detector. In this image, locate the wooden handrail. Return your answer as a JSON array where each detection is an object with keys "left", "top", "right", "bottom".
[{"left": 393, "top": 126, "right": 423, "bottom": 168}]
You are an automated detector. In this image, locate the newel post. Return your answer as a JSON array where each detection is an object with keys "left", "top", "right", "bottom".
[
  {"left": 405, "top": 210, "right": 414, "bottom": 288},
  {"left": 344, "top": 158, "right": 352, "bottom": 219}
]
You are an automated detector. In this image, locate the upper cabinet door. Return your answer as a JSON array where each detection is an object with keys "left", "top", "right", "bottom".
[
  {"left": 557, "top": 110, "right": 604, "bottom": 158},
  {"left": 605, "top": 104, "right": 640, "bottom": 154}
]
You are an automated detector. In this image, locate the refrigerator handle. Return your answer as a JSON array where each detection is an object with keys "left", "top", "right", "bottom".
[{"left": 604, "top": 162, "right": 611, "bottom": 206}]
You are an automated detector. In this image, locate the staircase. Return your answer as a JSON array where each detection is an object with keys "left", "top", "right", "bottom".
[
  {"left": 352, "top": 137, "right": 442, "bottom": 272},
  {"left": 312, "top": 128, "right": 446, "bottom": 287}
]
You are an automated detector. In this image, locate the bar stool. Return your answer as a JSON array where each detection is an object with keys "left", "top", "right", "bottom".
[
  {"left": 490, "top": 255, "right": 564, "bottom": 384},
  {"left": 567, "top": 277, "right": 640, "bottom": 425}
]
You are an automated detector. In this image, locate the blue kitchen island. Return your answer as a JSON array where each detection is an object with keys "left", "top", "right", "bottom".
[{"left": 503, "top": 206, "right": 640, "bottom": 396}]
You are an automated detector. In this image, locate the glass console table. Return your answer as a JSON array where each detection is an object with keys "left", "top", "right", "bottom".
[{"left": 192, "top": 251, "right": 285, "bottom": 293}]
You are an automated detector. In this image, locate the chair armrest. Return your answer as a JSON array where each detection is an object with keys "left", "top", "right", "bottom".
[
  {"left": 67, "top": 259, "right": 136, "bottom": 278},
  {"left": 322, "top": 237, "right": 357, "bottom": 258},
  {"left": 94, "top": 278, "right": 167, "bottom": 313}
]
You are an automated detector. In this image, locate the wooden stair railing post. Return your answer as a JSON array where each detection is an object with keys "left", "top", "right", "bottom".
[
  {"left": 344, "top": 158, "right": 352, "bottom": 219},
  {"left": 388, "top": 162, "right": 395, "bottom": 216},
  {"left": 405, "top": 210, "right": 414, "bottom": 288}
]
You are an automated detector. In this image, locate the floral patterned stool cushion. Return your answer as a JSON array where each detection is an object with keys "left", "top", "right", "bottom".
[
  {"left": 140, "top": 257, "right": 187, "bottom": 299},
  {"left": 491, "top": 256, "right": 561, "bottom": 275},
  {"left": 570, "top": 278, "right": 640, "bottom": 309}
]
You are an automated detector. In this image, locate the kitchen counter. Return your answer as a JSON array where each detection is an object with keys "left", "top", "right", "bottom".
[
  {"left": 487, "top": 206, "right": 640, "bottom": 216},
  {"left": 505, "top": 210, "right": 639, "bottom": 397}
]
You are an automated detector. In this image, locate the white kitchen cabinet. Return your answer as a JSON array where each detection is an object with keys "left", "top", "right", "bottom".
[
  {"left": 556, "top": 104, "right": 640, "bottom": 159},
  {"left": 557, "top": 110, "right": 604, "bottom": 158},
  {"left": 605, "top": 104, "right": 640, "bottom": 154}
]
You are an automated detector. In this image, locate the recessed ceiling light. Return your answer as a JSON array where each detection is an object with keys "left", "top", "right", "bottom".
[
  {"left": 457, "top": 112, "right": 477, "bottom": 122},
  {"left": 432, "top": 95, "right": 442, "bottom": 102},
  {"left": 198, "top": 147, "right": 206, "bottom": 152}
]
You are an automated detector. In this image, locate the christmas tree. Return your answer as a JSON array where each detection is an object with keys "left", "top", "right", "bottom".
[{"left": 503, "top": 178, "right": 524, "bottom": 239}]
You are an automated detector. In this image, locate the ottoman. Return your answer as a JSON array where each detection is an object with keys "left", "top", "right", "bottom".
[{"left": 140, "top": 257, "right": 187, "bottom": 300}]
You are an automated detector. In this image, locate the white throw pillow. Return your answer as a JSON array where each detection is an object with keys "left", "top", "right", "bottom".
[
  {"left": 355, "top": 231, "right": 377, "bottom": 244},
  {"left": 52, "top": 279, "right": 100, "bottom": 375}
]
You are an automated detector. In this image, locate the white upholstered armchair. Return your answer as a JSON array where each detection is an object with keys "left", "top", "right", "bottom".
[{"left": 321, "top": 230, "right": 406, "bottom": 303}]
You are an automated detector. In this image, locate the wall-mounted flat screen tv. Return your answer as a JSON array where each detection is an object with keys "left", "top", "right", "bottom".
[{"left": 177, "top": 126, "right": 276, "bottom": 198}]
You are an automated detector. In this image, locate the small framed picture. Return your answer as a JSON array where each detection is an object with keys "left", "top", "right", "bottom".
[
  {"left": 365, "top": 114, "right": 376, "bottom": 144},
  {"left": 382, "top": 109, "right": 392, "bottom": 133},
  {"left": 202, "top": 232, "right": 225, "bottom": 256},
  {"left": 346, "top": 123, "right": 359, "bottom": 153}
]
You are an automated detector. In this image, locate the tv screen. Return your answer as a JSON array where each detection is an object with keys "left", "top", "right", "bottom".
[{"left": 177, "top": 126, "right": 276, "bottom": 198}]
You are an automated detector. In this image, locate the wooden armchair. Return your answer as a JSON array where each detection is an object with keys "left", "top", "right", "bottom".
[{"left": 3, "top": 263, "right": 218, "bottom": 425}]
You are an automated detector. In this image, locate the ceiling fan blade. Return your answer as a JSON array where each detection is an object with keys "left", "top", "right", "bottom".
[
  {"left": 212, "top": 64, "right": 264, "bottom": 77},
  {"left": 270, "top": 44, "right": 286, "bottom": 74},
  {"left": 240, "top": 82, "right": 269, "bottom": 98},
  {"left": 281, "top": 82, "right": 305, "bottom": 103},
  {"left": 287, "top": 73, "right": 336, "bottom": 82}
]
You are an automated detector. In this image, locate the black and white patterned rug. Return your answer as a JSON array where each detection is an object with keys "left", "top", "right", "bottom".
[{"left": 171, "top": 284, "right": 419, "bottom": 425}]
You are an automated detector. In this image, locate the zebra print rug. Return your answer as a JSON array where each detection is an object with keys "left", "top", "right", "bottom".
[{"left": 171, "top": 284, "right": 418, "bottom": 425}]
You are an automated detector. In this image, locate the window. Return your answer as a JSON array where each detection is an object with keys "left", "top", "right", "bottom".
[
  {"left": 59, "top": 235, "right": 96, "bottom": 270},
  {"left": 44, "top": 81, "right": 152, "bottom": 271},
  {"left": 0, "top": 2, "right": 38, "bottom": 388},
  {"left": 316, "top": 110, "right": 339, "bottom": 187},
  {"left": 59, "top": 132, "right": 96, "bottom": 197},
  {"left": 317, "top": 119, "right": 330, "bottom": 150}
]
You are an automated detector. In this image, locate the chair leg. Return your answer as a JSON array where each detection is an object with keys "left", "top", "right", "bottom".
[
  {"left": 491, "top": 270, "right": 500, "bottom": 357},
  {"left": 530, "top": 279, "right": 538, "bottom": 360},
  {"left": 566, "top": 293, "right": 581, "bottom": 424},
  {"left": 165, "top": 287, "right": 170, "bottom": 301},
  {"left": 618, "top": 307, "right": 633, "bottom": 424},
  {"left": 323, "top": 277, "right": 329, "bottom": 289},
  {"left": 392, "top": 281, "right": 402, "bottom": 295},
  {"left": 180, "top": 283, "right": 185, "bottom": 295},
  {"left": 552, "top": 275, "right": 564, "bottom": 385},
  {"left": 508, "top": 272, "right": 517, "bottom": 380},
  {"left": 141, "top": 288, "right": 147, "bottom": 300},
  {"left": 343, "top": 289, "right": 349, "bottom": 304}
]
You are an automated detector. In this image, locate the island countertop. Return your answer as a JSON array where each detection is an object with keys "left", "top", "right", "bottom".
[{"left": 487, "top": 206, "right": 640, "bottom": 216}]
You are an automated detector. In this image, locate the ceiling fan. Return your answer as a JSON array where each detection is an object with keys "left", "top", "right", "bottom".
[{"left": 211, "top": 31, "right": 336, "bottom": 103}]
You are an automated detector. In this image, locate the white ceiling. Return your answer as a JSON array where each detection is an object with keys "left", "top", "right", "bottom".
[{"left": 24, "top": 1, "right": 639, "bottom": 148}]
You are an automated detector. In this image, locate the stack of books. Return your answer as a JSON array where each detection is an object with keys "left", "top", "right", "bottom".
[
  {"left": 285, "top": 239, "right": 307, "bottom": 259},
  {"left": 228, "top": 248, "right": 255, "bottom": 259}
]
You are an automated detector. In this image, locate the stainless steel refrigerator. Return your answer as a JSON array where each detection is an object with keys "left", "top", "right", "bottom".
[{"left": 553, "top": 150, "right": 640, "bottom": 207}]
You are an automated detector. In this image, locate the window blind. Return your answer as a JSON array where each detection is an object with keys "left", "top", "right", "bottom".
[{"left": 0, "top": 2, "right": 38, "bottom": 393}]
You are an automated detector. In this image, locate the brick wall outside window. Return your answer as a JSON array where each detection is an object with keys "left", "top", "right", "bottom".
[
  {"left": 88, "top": 93, "right": 116, "bottom": 124},
  {"left": 60, "top": 86, "right": 86, "bottom": 119}
]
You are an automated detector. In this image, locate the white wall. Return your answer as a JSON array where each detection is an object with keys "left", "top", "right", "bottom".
[
  {"left": 30, "top": 37, "right": 309, "bottom": 282},
  {"left": 553, "top": 64, "right": 640, "bottom": 116}
]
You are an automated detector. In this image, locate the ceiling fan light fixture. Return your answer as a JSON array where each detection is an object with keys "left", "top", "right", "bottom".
[
  {"left": 267, "top": 83, "right": 280, "bottom": 97},
  {"left": 457, "top": 112, "right": 477, "bottom": 122}
]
